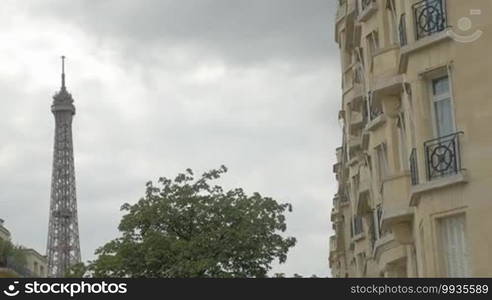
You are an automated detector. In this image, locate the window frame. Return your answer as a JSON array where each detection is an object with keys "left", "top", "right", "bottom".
[
  {"left": 386, "top": 0, "right": 399, "bottom": 45},
  {"left": 397, "top": 112, "right": 409, "bottom": 171},
  {"left": 435, "top": 213, "right": 471, "bottom": 277},
  {"left": 365, "top": 31, "right": 380, "bottom": 71},
  {"left": 427, "top": 71, "right": 457, "bottom": 138},
  {"left": 374, "top": 143, "right": 389, "bottom": 186}
]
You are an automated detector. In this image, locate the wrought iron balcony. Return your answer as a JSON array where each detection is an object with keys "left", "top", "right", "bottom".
[
  {"left": 370, "top": 205, "right": 383, "bottom": 249},
  {"left": 410, "top": 148, "right": 419, "bottom": 185},
  {"left": 336, "top": 0, "right": 347, "bottom": 20},
  {"left": 399, "top": 14, "right": 407, "bottom": 47},
  {"left": 353, "top": 215, "right": 364, "bottom": 235},
  {"left": 376, "top": 205, "right": 383, "bottom": 236},
  {"left": 413, "top": 0, "right": 447, "bottom": 40},
  {"left": 424, "top": 132, "right": 463, "bottom": 181},
  {"left": 369, "top": 107, "right": 383, "bottom": 121},
  {"left": 366, "top": 93, "right": 383, "bottom": 121},
  {"left": 329, "top": 236, "right": 337, "bottom": 253},
  {"left": 358, "top": 0, "right": 377, "bottom": 22},
  {"left": 361, "top": 0, "right": 374, "bottom": 12}
]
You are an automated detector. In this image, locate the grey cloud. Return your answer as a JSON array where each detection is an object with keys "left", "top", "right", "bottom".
[{"left": 27, "top": 0, "right": 338, "bottom": 66}]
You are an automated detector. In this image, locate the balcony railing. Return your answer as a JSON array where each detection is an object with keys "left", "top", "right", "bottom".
[
  {"left": 410, "top": 148, "right": 419, "bottom": 185},
  {"left": 340, "top": 192, "right": 350, "bottom": 205},
  {"left": 424, "top": 132, "right": 463, "bottom": 181},
  {"left": 353, "top": 216, "right": 364, "bottom": 235},
  {"left": 330, "top": 236, "right": 337, "bottom": 253},
  {"left": 413, "top": 0, "right": 447, "bottom": 41},
  {"left": 366, "top": 93, "right": 383, "bottom": 121},
  {"left": 361, "top": 0, "right": 374, "bottom": 12},
  {"left": 371, "top": 205, "right": 383, "bottom": 248},
  {"left": 399, "top": 14, "right": 407, "bottom": 47},
  {"left": 370, "top": 107, "right": 383, "bottom": 121},
  {"left": 336, "top": 0, "right": 347, "bottom": 20},
  {"left": 376, "top": 205, "right": 383, "bottom": 236}
]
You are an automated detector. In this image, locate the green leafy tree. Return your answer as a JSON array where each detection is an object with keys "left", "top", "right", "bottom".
[
  {"left": 65, "top": 262, "right": 89, "bottom": 278},
  {"left": 0, "top": 239, "right": 26, "bottom": 267},
  {"left": 0, "top": 239, "right": 15, "bottom": 267},
  {"left": 89, "top": 166, "right": 296, "bottom": 278}
]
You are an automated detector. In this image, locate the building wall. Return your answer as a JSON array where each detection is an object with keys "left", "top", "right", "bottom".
[
  {"left": 23, "top": 249, "right": 48, "bottom": 278},
  {"left": 0, "top": 221, "right": 48, "bottom": 278},
  {"left": 0, "top": 221, "right": 11, "bottom": 241},
  {"left": 330, "top": 0, "right": 492, "bottom": 277}
]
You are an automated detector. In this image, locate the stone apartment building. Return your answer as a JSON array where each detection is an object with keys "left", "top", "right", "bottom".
[
  {"left": 329, "top": 0, "right": 492, "bottom": 277},
  {"left": 0, "top": 219, "right": 48, "bottom": 278}
]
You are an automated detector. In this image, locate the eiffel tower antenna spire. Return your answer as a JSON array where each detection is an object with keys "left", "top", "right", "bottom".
[{"left": 61, "top": 55, "right": 66, "bottom": 89}]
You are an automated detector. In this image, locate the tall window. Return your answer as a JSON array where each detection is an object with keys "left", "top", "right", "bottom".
[
  {"left": 386, "top": 0, "right": 398, "bottom": 45},
  {"left": 366, "top": 31, "right": 379, "bottom": 71},
  {"left": 418, "top": 224, "right": 427, "bottom": 276},
  {"left": 397, "top": 112, "right": 409, "bottom": 171},
  {"left": 375, "top": 143, "right": 389, "bottom": 186},
  {"left": 372, "top": 204, "right": 383, "bottom": 241},
  {"left": 431, "top": 76, "right": 454, "bottom": 137},
  {"left": 438, "top": 214, "right": 471, "bottom": 277}
]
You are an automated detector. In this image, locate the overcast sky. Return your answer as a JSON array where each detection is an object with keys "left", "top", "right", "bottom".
[{"left": 0, "top": 0, "right": 341, "bottom": 277}]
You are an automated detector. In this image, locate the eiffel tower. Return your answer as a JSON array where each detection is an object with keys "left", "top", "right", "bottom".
[{"left": 46, "top": 56, "right": 81, "bottom": 277}]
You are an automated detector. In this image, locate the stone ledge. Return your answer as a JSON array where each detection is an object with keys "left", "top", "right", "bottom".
[
  {"left": 381, "top": 207, "right": 414, "bottom": 230},
  {"left": 372, "top": 74, "right": 405, "bottom": 99},
  {"left": 352, "top": 232, "right": 365, "bottom": 243},
  {"left": 410, "top": 171, "right": 469, "bottom": 206},
  {"left": 399, "top": 30, "right": 452, "bottom": 73},
  {"left": 372, "top": 233, "right": 397, "bottom": 260},
  {"left": 357, "top": 2, "right": 377, "bottom": 23},
  {"left": 365, "top": 114, "right": 386, "bottom": 132}
]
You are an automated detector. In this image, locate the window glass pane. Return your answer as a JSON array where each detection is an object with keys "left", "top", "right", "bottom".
[
  {"left": 439, "top": 215, "right": 470, "bottom": 277},
  {"left": 433, "top": 76, "right": 449, "bottom": 96},
  {"left": 434, "top": 98, "right": 454, "bottom": 136},
  {"left": 376, "top": 144, "right": 388, "bottom": 183}
]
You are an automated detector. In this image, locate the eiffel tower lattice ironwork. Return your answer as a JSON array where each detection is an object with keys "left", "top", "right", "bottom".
[{"left": 46, "top": 56, "right": 81, "bottom": 277}]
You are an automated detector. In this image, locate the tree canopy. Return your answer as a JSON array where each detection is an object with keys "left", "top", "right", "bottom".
[
  {"left": 88, "top": 166, "right": 296, "bottom": 278},
  {"left": 0, "top": 239, "right": 25, "bottom": 266}
]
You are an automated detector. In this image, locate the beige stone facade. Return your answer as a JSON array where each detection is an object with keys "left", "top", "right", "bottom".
[
  {"left": 329, "top": 0, "right": 492, "bottom": 277},
  {"left": 23, "top": 249, "right": 48, "bottom": 277},
  {"left": 0, "top": 220, "right": 47, "bottom": 278}
]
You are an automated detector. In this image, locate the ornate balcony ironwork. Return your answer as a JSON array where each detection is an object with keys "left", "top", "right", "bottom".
[
  {"left": 340, "top": 191, "right": 350, "bottom": 205},
  {"left": 376, "top": 205, "right": 383, "bottom": 235},
  {"left": 353, "top": 215, "right": 364, "bottom": 235},
  {"left": 399, "top": 14, "right": 407, "bottom": 47},
  {"left": 361, "top": 0, "right": 374, "bottom": 12},
  {"left": 336, "top": 0, "right": 347, "bottom": 20},
  {"left": 424, "top": 132, "right": 463, "bottom": 181},
  {"left": 410, "top": 148, "right": 419, "bottom": 185},
  {"left": 366, "top": 92, "right": 383, "bottom": 121},
  {"left": 370, "top": 107, "right": 383, "bottom": 120},
  {"left": 413, "top": 0, "right": 447, "bottom": 40}
]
